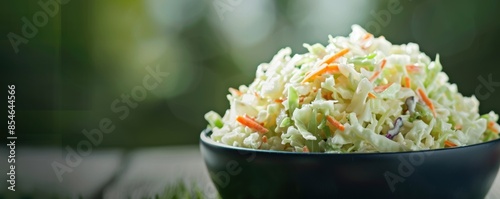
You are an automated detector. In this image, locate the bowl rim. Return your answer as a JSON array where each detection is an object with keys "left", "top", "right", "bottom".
[{"left": 200, "top": 128, "right": 500, "bottom": 155}]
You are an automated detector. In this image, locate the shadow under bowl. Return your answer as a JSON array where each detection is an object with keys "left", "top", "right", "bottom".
[{"left": 200, "top": 129, "right": 500, "bottom": 199}]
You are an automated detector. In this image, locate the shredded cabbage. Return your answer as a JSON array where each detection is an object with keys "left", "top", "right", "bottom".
[{"left": 205, "top": 25, "right": 500, "bottom": 153}]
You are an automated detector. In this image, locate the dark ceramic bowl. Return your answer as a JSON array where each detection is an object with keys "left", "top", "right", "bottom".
[{"left": 200, "top": 129, "right": 500, "bottom": 199}]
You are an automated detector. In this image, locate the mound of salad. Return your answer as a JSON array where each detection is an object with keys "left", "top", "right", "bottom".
[{"left": 204, "top": 25, "right": 500, "bottom": 153}]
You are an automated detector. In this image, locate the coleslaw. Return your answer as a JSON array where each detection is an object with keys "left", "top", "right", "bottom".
[{"left": 205, "top": 25, "right": 500, "bottom": 153}]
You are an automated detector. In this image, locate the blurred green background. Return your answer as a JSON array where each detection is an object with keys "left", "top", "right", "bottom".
[{"left": 1, "top": 0, "right": 500, "bottom": 149}]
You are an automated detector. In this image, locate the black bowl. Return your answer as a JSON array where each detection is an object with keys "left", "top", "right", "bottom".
[{"left": 200, "top": 129, "right": 500, "bottom": 199}]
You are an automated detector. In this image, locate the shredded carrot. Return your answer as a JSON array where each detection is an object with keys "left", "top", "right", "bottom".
[
  {"left": 361, "top": 34, "right": 374, "bottom": 49},
  {"left": 326, "top": 115, "right": 345, "bottom": 131},
  {"left": 488, "top": 121, "right": 499, "bottom": 134},
  {"left": 454, "top": 124, "right": 462, "bottom": 130},
  {"left": 275, "top": 98, "right": 285, "bottom": 103},
  {"left": 244, "top": 114, "right": 265, "bottom": 125},
  {"left": 417, "top": 88, "right": 437, "bottom": 117},
  {"left": 301, "top": 64, "right": 340, "bottom": 83},
  {"left": 369, "top": 71, "right": 381, "bottom": 82},
  {"left": 301, "top": 48, "right": 348, "bottom": 84},
  {"left": 323, "top": 48, "right": 350, "bottom": 65},
  {"left": 262, "top": 135, "right": 268, "bottom": 143},
  {"left": 254, "top": 92, "right": 260, "bottom": 98},
  {"left": 323, "top": 64, "right": 340, "bottom": 73},
  {"left": 380, "top": 59, "right": 387, "bottom": 69},
  {"left": 369, "top": 60, "right": 387, "bottom": 82},
  {"left": 236, "top": 115, "right": 268, "bottom": 134},
  {"left": 368, "top": 92, "right": 377, "bottom": 99},
  {"left": 229, "top": 88, "right": 242, "bottom": 96},
  {"left": 406, "top": 64, "right": 420, "bottom": 73},
  {"left": 303, "top": 146, "right": 310, "bottom": 153},
  {"left": 323, "top": 92, "right": 334, "bottom": 100},
  {"left": 488, "top": 121, "right": 494, "bottom": 128},
  {"left": 374, "top": 83, "right": 393, "bottom": 93},
  {"left": 299, "top": 96, "right": 306, "bottom": 103},
  {"left": 444, "top": 140, "right": 457, "bottom": 148},
  {"left": 404, "top": 76, "right": 411, "bottom": 88},
  {"left": 362, "top": 33, "right": 373, "bottom": 40}
]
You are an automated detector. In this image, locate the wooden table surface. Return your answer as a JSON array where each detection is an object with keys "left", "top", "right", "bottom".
[{"left": 1, "top": 146, "right": 499, "bottom": 198}]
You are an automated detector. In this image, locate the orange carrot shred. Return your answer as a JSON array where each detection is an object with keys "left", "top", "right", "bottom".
[
  {"left": 236, "top": 115, "right": 268, "bottom": 134},
  {"left": 369, "top": 71, "right": 381, "bottom": 82},
  {"left": 275, "top": 98, "right": 285, "bottom": 103},
  {"left": 323, "top": 93, "right": 334, "bottom": 100},
  {"left": 299, "top": 96, "right": 306, "bottom": 103},
  {"left": 301, "top": 48, "right": 348, "bottom": 84},
  {"left": 404, "top": 76, "right": 411, "bottom": 88},
  {"left": 380, "top": 59, "right": 387, "bottom": 69},
  {"left": 488, "top": 121, "right": 499, "bottom": 134},
  {"left": 229, "top": 88, "right": 242, "bottom": 96},
  {"left": 361, "top": 34, "right": 374, "bottom": 49},
  {"left": 369, "top": 60, "right": 386, "bottom": 82},
  {"left": 301, "top": 64, "right": 340, "bottom": 83},
  {"left": 406, "top": 64, "right": 419, "bottom": 73},
  {"left": 325, "top": 64, "right": 340, "bottom": 73},
  {"left": 368, "top": 92, "right": 377, "bottom": 99},
  {"left": 374, "top": 83, "right": 393, "bottom": 93},
  {"left": 454, "top": 124, "right": 462, "bottom": 130},
  {"left": 326, "top": 115, "right": 345, "bottom": 131},
  {"left": 303, "top": 146, "right": 310, "bottom": 153},
  {"left": 244, "top": 114, "right": 264, "bottom": 125},
  {"left": 444, "top": 140, "right": 457, "bottom": 148},
  {"left": 323, "top": 48, "right": 350, "bottom": 65},
  {"left": 417, "top": 88, "right": 437, "bottom": 117},
  {"left": 362, "top": 33, "right": 373, "bottom": 40},
  {"left": 262, "top": 135, "right": 268, "bottom": 143},
  {"left": 254, "top": 92, "right": 260, "bottom": 98}
]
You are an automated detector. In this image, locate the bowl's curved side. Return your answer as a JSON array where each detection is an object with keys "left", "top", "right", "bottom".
[{"left": 200, "top": 130, "right": 500, "bottom": 199}]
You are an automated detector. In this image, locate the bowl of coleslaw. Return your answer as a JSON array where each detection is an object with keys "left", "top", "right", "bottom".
[{"left": 200, "top": 25, "right": 500, "bottom": 198}]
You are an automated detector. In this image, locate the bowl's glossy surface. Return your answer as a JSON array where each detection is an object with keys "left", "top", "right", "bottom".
[{"left": 200, "top": 129, "right": 500, "bottom": 199}]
